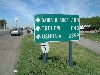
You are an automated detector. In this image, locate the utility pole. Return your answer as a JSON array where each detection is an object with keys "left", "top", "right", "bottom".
[
  {"left": 15, "top": 18, "right": 18, "bottom": 28},
  {"left": 3, "top": 19, "right": 5, "bottom": 30}
]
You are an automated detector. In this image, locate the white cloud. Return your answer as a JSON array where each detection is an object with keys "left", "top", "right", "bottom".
[
  {"left": 52, "top": 0, "right": 95, "bottom": 17},
  {"left": 0, "top": 0, "right": 99, "bottom": 21},
  {"left": 0, "top": 0, "right": 34, "bottom": 20},
  {"left": 30, "top": 0, "right": 96, "bottom": 17}
]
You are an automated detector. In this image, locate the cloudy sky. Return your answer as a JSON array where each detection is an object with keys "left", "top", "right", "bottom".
[{"left": 0, "top": 0, "right": 100, "bottom": 28}]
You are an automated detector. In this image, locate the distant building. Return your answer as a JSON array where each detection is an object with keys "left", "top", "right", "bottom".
[{"left": 80, "top": 25, "right": 91, "bottom": 31}]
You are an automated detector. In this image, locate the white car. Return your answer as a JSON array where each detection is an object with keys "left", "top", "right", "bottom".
[
  {"left": 27, "top": 29, "right": 33, "bottom": 34},
  {"left": 29, "top": 30, "right": 33, "bottom": 33},
  {"left": 10, "top": 28, "right": 23, "bottom": 36}
]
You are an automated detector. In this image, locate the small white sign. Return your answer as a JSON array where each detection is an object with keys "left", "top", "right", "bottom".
[
  {"left": 15, "top": 18, "right": 18, "bottom": 21},
  {"left": 41, "top": 42, "right": 49, "bottom": 53}
]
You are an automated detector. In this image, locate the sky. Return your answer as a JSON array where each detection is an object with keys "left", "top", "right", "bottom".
[{"left": 0, "top": 0, "right": 100, "bottom": 28}]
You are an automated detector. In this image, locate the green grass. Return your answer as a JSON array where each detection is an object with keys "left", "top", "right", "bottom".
[
  {"left": 81, "top": 33, "right": 100, "bottom": 43},
  {"left": 16, "top": 35, "right": 100, "bottom": 75}
]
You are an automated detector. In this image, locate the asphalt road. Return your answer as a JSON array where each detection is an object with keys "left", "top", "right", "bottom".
[
  {"left": 0, "top": 30, "right": 10, "bottom": 37},
  {"left": 0, "top": 30, "right": 24, "bottom": 75},
  {"left": 74, "top": 37, "right": 100, "bottom": 54}
]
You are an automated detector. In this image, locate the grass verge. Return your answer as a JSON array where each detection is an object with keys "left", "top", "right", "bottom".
[
  {"left": 81, "top": 33, "right": 100, "bottom": 43},
  {"left": 16, "top": 35, "right": 100, "bottom": 75}
]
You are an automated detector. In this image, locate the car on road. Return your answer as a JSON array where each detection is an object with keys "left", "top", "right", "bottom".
[
  {"left": 27, "top": 29, "right": 34, "bottom": 34},
  {"left": 10, "top": 28, "right": 23, "bottom": 36}
]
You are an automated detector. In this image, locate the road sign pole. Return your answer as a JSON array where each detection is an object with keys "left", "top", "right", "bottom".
[
  {"left": 43, "top": 53, "right": 47, "bottom": 64},
  {"left": 69, "top": 41, "right": 73, "bottom": 66}
]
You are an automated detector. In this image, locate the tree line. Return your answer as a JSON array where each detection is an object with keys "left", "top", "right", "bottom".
[
  {"left": 80, "top": 16, "right": 100, "bottom": 30},
  {"left": 0, "top": 16, "right": 100, "bottom": 29},
  {"left": 0, "top": 19, "right": 7, "bottom": 29}
]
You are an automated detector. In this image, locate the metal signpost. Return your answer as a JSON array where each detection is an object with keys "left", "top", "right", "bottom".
[
  {"left": 34, "top": 14, "right": 80, "bottom": 65},
  {"left": 69, "top": 41, "right": 73, "bottom": 66}
]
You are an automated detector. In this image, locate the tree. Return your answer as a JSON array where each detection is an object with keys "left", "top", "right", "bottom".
[
  {"left": 80, "top": 16, "right": 100, "bottom": 33},
  {"left": 0, "top": 19, "right": 7, "bottom": 29}
]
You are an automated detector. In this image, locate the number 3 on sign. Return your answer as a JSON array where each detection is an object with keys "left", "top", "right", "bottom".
[
  {"left": 43, "top": 47, "right": 46, "bottom": 53},
  {"left": 41, "top": 42, "right": 49, "bottom": 53}
]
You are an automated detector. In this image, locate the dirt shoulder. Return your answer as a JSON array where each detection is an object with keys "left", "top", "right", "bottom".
[{"left": 0, "top": 30, "right": 27, "bottom": 75}]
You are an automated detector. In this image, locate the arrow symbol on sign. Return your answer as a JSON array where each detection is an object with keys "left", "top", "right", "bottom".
[
  {"left": 35, "top": 17, "right": 40, "bottom": 22},
  {"left": 36, "top": 34, "right": 40, "bottom": 39},
  {"left": 36, "top": 26, "right": 40, "bottom": 31}
]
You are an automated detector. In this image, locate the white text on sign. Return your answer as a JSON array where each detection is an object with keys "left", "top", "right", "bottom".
[
  {"left": 36, "top": 17, "right": 79, "bottom": 23},
  {"left": 42, "top": 26, "right": 60, "bottom": 31}
]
